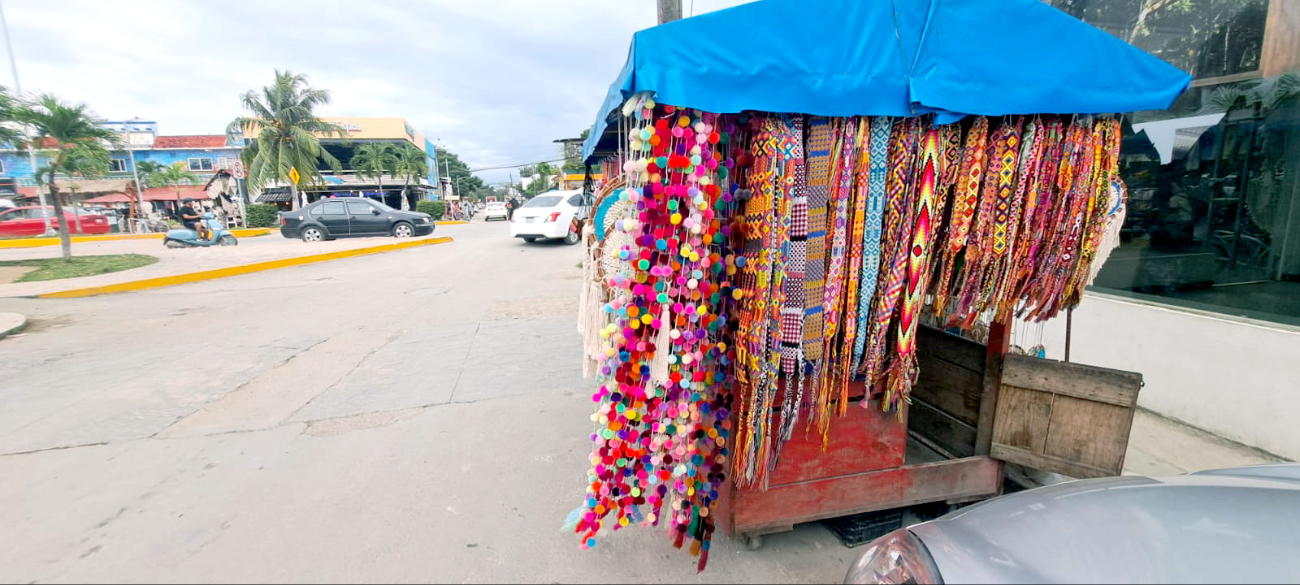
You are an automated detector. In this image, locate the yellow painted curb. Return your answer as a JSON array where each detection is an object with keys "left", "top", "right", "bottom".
[
  {"left": 0, "top": 228, "right": 272, "bottom": 249},
  {"left": 38, "top": 236, "right": 453, "bottom": 299},
  {"left": 435, "top": 220, "right": 467, "bottom": 225}
]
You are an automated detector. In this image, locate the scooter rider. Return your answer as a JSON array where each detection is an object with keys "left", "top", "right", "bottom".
[{"left": 178, "top": 198, "right": 207, "bottom": 240}]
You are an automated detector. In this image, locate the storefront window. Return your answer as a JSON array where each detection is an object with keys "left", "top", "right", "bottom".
[
  {"left": 1047, "top": 0, "right": 1300, "bottom": 326},
  {"left": 1049, "top": 0, "right": 1269, "bottom": 80}
]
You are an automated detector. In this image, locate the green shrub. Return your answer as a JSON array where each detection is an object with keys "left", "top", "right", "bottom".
[
  {"left": 417, "top": 200, "right": 446, "bottom": 220},
  {"left": 246, "top": 204, "right": 279, "bottom": 228}
]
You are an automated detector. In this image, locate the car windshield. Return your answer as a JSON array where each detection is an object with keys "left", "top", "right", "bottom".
[{"left": 522, "top": 196, "right": 563, "bottom": 208}]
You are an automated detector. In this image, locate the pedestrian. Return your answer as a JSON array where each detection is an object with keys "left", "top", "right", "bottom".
[{"left": 506, "top": 198, "right": 518, "bottom": 221}]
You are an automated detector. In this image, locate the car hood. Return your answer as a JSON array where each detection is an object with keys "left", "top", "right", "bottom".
[{"left": 910, "top": 464, "right": 1300, "bottom": 584}]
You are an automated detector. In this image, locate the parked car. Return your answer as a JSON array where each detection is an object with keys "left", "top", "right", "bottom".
[
  {"left": 0, "top": 206, "right": 111, "bottom": 237},
  {"left": 844, "top": 463, "right": 1300, "bottom": 584},
  {"left": 483, "top": 201, "right": 509, "bottom": 221},
  {"left": 508, "top": 190, "right": 588, "bottom": 245},
  {"left": 278, "top": 198, "right": 434, "bottom": 242}
]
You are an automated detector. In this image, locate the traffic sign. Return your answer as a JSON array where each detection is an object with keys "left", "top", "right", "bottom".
[
  {"left": 233, "top": 160, "right": 246, "bottom": 179},
  {"left": 289, "top": 167, "right": 301, "bottom": 185}
]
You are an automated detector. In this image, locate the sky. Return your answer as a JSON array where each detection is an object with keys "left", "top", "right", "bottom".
[{"left": 2, "top": 0, "right": 750, "bottom": 183}]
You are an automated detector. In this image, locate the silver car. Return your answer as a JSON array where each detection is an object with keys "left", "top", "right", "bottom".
[{"left": 846, "top": 464, "right": 1300, "bottom": 584}]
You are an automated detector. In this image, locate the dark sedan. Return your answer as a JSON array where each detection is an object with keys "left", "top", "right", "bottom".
[{"left": 278, "top": 198, "right": 434, "bottom": 242}]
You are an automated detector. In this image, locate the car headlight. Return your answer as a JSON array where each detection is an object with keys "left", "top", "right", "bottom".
[{"left": 844, "top": 529, "right": 943, "bottom": 585}]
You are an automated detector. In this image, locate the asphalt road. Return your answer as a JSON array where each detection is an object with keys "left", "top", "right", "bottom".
[{"left": 0, "top": 216, "right": 851, "bottom": 583}]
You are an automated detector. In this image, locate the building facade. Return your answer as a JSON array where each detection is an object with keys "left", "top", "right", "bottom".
[
  {"left": 244, "top": 116, "right": 442, "bottom": 208},
  {"left": 1028, "top": 0, "right": 1300, "bottom": 459},
  {"left": 0, "top": 119, "right": 243, "bottom": 202}
]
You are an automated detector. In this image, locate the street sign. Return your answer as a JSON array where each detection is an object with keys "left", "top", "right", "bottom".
[
  {"left": 289, "top": 167, "right": 300, "bottom": 185},
  {"left": 233, "top": 160, "right": 246, "bottom": 179}
]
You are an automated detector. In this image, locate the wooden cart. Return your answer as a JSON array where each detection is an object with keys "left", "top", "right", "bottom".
[{"left": 718, "top": 323, "right": 1144, "bottom": 547}]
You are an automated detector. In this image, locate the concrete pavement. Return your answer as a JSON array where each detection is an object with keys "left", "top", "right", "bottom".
[
  {"left": 0, "top": 230, "right": 447, "bottom": 298},
  {"left": 0, "top": 217, "right": 856, "bottom": 583},
  {"left": 0, "top": 216, "right": 1281, "bottom": 583},
  {"left": 0, "top": 311, "right": 24, "bottom": 339}
]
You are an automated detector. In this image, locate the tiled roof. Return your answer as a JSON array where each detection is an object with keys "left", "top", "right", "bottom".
[{"left": 152, "top": 135, "right": 229, "bottom": 149}]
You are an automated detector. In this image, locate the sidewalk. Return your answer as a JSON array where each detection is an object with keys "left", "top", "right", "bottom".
[
  {"left": 0, "top": 231, "right": 455, "bottom": 297},
  {"left": 1123, "top": 408, "right": 1286, "bottom": 475},
  {"left": 1007, "top": 407, "right": 1287, "bottom": 489}
]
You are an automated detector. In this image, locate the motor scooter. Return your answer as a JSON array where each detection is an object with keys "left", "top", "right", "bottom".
[{"left": 163, "top": 213, "right": 238, "bottom": 248}]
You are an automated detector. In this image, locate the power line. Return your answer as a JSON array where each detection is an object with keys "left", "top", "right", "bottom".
[{"left": 467, "top": 157, "right": 566, "bottom": 173}]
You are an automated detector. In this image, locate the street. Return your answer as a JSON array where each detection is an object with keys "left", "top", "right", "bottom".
[{"left": 0, "top": 218, "right": 852, "bottom": 584}]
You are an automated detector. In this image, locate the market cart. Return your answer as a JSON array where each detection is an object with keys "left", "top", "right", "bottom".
[
  {"left": 573, "top": 0, "right": 1190, "bottom": 565},
  {"left": 716, "top": 323, "right": 1144, "bottom": 547}
]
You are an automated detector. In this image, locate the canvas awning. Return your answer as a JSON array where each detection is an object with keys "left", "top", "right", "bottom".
[
  {"left": 582, "top": 0, "right": 1192, "bottom": 161},
  {"left": 28, "top": 178, "right": 134, "bottom": 195},
  {"left": 143, "top": 186, "right": 212, "bottom": 202},
  {"left": 83, "top": 193, "right": 135, "bottom": 204}
]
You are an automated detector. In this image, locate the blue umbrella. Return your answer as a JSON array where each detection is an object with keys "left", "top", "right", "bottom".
[{"left": 582, "top": 0, "right": 1191, "bottom": 161}]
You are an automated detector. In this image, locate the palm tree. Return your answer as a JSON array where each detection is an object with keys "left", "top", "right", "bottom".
[
  {"left": 44, "top": 142, "right": 111, "bottom": 230},
  {"left": 150, "top": 162, "right": 199, "bottom": 201},
  {"left": 14, "top": 94, "right": 118, "bottom": 260},
  {"left": 0, "top": 87, "right": 24, "bottom": 147},
  {"left": 227, "top": 70, "right": 347, "bottom": 209},
  {"left": 394, "top": 142, "right": 429, "bottom": 210},
  {"left": 135, "top": 160, "right": 166, "bottom": 189},
  {"left": 350, "top": 142, "right": 399, "bottom": 206}
]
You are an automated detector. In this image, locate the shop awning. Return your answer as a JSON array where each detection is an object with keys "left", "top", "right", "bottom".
[
  {"left": 83, "top": 193, "right": 135, "bottom": 204},
  {"left": 143, "top": 186, "right": 212, "bottom": 202},
  {"left": 582, "top": 0, "right": 1192, "bottom": 161}
]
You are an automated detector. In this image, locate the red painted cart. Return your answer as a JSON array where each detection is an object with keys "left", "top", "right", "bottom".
[{"left": 718, "top": 323, "right": 1144, "bottom": 548}]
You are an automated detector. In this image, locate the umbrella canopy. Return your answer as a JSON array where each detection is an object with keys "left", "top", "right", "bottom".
[
  {"left": 582, "top": 0, "right": 1191, "bottom": 161},
  {"left": 82, "top": 192, "right": 134, "bottom": 204},
  {"left": 143, "top": 186, "right": 212, "bottom": 202}
]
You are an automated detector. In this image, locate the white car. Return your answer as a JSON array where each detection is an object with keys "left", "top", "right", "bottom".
[
  {"left": 483, "top": 202, "right": 509, "bottom": 221},
  {"left": 509, "top": 190, "right": 588, "bottom": 245}
]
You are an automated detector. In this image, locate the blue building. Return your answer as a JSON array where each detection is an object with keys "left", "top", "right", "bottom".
[{"left": 0, "top": 119, "right": 243, "bottom": 204}]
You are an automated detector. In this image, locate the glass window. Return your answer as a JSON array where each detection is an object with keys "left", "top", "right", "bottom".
[
  {"left": 1050, "top": 0, "right": 1300, "bottom": 326},
  {"left": 188, "top": 158, "right": 213, "bottom": 171},
  {"left": 0, "top": 209, "right": 20, "bottom": 220},
  {"left": 320, "top": 201, "right": 346, "bottom": 215},
  {"left": 309, "top": 205, "right": 324, "bottom": 216},
  {"left": 567, "top": 194, "right": 586, "bottom": 207},
  {"left": 0, "top": 159, "right": 5, "bottom": 174},
  {"left": 346, "top": 201, "right": 375, "bottom": 215},
  {"left": 1047, "top": 0, "right": 1270, "bottom": 80},
  {"left": 523, "top": 195, "right": 563, "bottom": 208},
  {"left": 108, "top": 159, "right": 128, "bottom": 173}
]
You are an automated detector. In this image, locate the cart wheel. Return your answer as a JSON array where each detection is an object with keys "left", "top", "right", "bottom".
[{"left": 745, "top": 535, "right": 764, "bottom": 551}]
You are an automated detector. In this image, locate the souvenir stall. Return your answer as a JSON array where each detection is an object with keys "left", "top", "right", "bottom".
[{"left": 570, "top": 0, "right": 1191, "bottom": 570}]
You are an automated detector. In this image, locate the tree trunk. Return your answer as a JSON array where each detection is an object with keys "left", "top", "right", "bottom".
[
  {"left": 47, "top": 172, "right": 72, "bottom": 261},
  {"left": 290, "top": 181, "right": 301, "bottom": 210},
  {"left": 403, "top": 175, "right": 413, "bottom": 210},
  {"left": 1128, "top": 0, "right": 1178, "bottom": 43}
]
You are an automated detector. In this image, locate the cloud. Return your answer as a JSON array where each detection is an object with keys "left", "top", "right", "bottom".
[{"left": 2, "top": 0, "right": 749, "bottom": 182}]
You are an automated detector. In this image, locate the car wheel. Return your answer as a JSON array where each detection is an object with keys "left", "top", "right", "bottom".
[
  {"left": 301, "top": 227, "right": 324, "bottom": 242},
  {"left": 563, "top": 229, "right": 580, "bottom": 246},
  {"left": 218, "top": 235, "right": 238, "bottom": 246},
  {"left": 392, "top": 222, "right": 414, "bottom": 238},
  {"left": 522, "top": 236, "right": 539, "bottom": 243}
]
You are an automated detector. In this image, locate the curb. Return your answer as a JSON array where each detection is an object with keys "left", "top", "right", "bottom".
[
  {"left": 37, "top": 236, "right": 454, "bottom": 299},
  {"left": 0, "top": 312, "right": 26, "bottom": 340},
  {"left": 435, "top": 221, "right": 468, "bottom": 225},
  {"left": 0, "top": 228, "right": 273, "bottom": 249}
]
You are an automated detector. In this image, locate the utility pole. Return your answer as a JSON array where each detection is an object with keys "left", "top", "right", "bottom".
[
  {"left": 0, "top": 0, "right": 52, "bottom": 234},
  {"left": 657, "top": 0, "right": 681, "bottom": 24}
]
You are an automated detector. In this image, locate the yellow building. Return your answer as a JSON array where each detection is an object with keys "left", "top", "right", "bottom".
[{"left": 244, "top": 116, "right": 443, "bottom": 208}]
